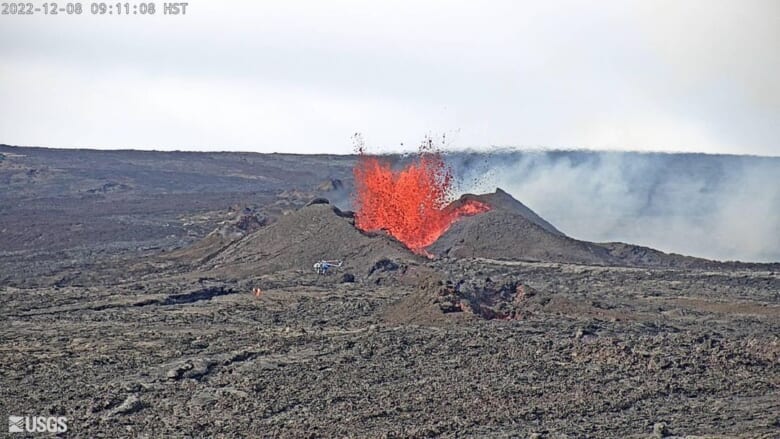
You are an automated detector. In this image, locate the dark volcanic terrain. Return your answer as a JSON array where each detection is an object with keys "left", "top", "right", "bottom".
[{"left": 1, "top": 145, "right": 778, "bottom": 438}]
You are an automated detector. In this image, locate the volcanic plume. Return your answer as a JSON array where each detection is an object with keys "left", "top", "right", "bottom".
[{"left": 353, "top": 139, "right": 490, "bottom": 252}]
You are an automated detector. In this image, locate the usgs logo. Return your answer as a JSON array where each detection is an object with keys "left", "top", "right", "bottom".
[{"left": 8, "top": 415, "right": 68, "bottom": 434}]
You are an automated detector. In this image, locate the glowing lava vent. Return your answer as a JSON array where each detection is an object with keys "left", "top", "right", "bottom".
[{"left": 353, "top": 137, "right": 490, "bottom": 253}]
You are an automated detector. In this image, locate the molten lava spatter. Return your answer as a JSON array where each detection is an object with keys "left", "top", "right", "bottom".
[{"left": 353, "top": 140, "right": 490, "bottom": 253}]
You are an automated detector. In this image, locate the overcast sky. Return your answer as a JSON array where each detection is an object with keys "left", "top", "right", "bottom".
[{"left": 1, "top": 0, "right": 778, "bottom": 155}]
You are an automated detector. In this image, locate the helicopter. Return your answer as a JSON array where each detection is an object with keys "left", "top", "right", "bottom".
[{"left": 313, "top": 260, "right": 343, "bottom": 275}]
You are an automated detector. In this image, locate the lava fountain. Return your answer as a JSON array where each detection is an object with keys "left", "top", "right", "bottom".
[{"left": 353, "top": 138, "right": 490, "bottom": 253}]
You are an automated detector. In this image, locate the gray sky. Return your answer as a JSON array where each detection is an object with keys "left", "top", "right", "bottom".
[{"left": 1, "top": 0, "right": 778, "bottom": 155}]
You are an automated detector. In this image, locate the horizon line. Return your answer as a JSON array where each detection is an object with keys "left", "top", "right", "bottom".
[{"left": 1, "top": 143, "right": 777, "bottom": 160}]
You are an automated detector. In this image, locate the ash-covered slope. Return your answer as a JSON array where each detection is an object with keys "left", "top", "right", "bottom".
[
  {"left": 456, "top": 188, "right": 564, "bottom": 236},
  {"left": 202, "top": 201, "right": 419, "bottom": 278},
  {"left": 430, "top": 189, "right": 615, "bottom": 265}
]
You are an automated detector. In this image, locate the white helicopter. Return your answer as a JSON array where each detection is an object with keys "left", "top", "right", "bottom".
[{"left": 313, "top": 260, "right": 343, "bottom": 275}]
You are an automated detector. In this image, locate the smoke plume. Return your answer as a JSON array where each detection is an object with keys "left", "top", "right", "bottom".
[{"left": 449, "top": 150, "right": 780, "bottom": 263}]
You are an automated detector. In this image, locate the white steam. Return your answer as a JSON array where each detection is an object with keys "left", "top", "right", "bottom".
[{"left": 450, "top": 151, "right": 780, "bottom": 262}]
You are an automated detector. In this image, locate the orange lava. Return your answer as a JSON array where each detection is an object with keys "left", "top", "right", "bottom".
[{"left": 353, "top": 140, "right": 490, "bottom": 253}]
